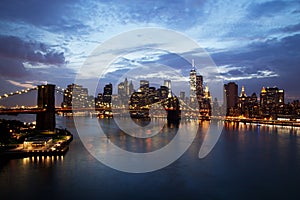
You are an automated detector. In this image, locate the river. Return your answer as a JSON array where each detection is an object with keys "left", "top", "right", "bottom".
[{"left": 0, "top": 115, "right": 300, "bottom": 199}]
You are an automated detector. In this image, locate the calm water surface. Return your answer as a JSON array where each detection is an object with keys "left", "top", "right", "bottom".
[{"left": 1, "top": 115, "right": 300, "bottom": 200}]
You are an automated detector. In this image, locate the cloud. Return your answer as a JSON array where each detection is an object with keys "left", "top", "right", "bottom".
[
  {"left": 281, "top": 23, "right": 300, "bottom": 33},
  {"left": 0, "top": 0, "right": 300, "bottom": 100},
  {"left": 0, "top": 34, "right": 69, "bottom": 82},
  {"left": 247, "top": 1, "right": 288, "bottom": 19},
  {"left": 6, "top": 80, "right": 43, "bottom": 89},
  {"left": 0, "top": 35, "right": 66, "bottom": 65}
]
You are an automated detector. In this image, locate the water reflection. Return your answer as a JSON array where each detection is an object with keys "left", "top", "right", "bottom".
[
  {"left": 1, "top": 117, "right": 300, "bottom": 199},
  {"left": 21, "top": 155, "right": 64, "bottom": 167},
  {"left": 224, "top": 121, "right": 300, "bottom": 135},
  {"left": 98, "top": 118, "right": 178, "bottom": 153}
]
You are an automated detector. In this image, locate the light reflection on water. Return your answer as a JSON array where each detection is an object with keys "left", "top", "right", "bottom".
[
  {"left": 21, "top": 156, "right": 64, "bottom": 166},
  {"left": 0, "top": 116, "right": 300, "bottom": 199}
]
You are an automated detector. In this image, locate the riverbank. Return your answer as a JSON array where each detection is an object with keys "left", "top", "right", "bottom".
[
  {"left": 0, "top": 128, "right": 73, "bottom": 159},
  {"left": 224, "top": 117, "right": 300, "bottom": 127}
]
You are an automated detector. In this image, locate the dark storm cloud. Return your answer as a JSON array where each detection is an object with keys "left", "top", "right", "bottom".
[
  {"left": 0, "top": 35, "right": 66, "bottom": 65},
  {"left": 0, "top": 57, "right": 28, "bottom": 78}
]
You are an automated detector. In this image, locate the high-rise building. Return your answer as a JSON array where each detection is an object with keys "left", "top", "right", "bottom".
[
  {"left": 238, "top": 86, "right": 250, "bottom": 117},
  {"left": 124, "top": 78, "right": 129, "bottom": 96},
  {"left": 103, "top": 83, "right": 113, "bottom": 104},
  {"left": 224, "top": 82, "right": 238, "bottom": 116},
  {"left": 95, "top": 93, "right": 103, "bottom": 108},
  {"left": 158, "top": 85, "right": 169, "bottom": 100},
  {"left": 164, "top": 80, "right": 172, "bottom": 97},
  {"left": 148, "top": 86, "right": 157, "bottom": 103},
  {"left": 118, "top": 82, "right": 126, "bottom": 97},
  {"left": 196, "top": 75, "right": 203, "bottom": 100},
  {"left": 199, "top": 85, "right": 212, "bottom": 117},
  {"left": 260, "top": 86, "right": 284, "bottom": 118},
  {"left": 129, "top": 80, "right": 134, "bottom": 95},
  {"left": 140, "top": 80, "right": 149, "bottom": 94},
  {"left": 248, "top": 93, "right": 259, "bottom": 118},
  {"left": 190, "top": 60, "right": 197, "bottom": 103},
  {"left": 61, "top": 83, "right": 89, "bottom": 108}
]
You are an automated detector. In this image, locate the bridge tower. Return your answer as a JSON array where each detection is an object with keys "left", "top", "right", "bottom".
[
  {"left": 166, "top": 96, "right": 181, "bottom": 127},
  {"left": 36, "top": 84, "right": 56, "bottom": 131}
]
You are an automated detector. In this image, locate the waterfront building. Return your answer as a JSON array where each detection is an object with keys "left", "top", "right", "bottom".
[
  {"left": 148, "top": 86, "right": 157, "bottom": 103},
  {"left": 164, "top": 80, "right": 172, "bottom": 97},
  {"left": 118, "top": 82, "right": 126, "bottom": 97},
  {"left": 196, "top": 75, "right": 204, "bottom": 101},
  {"left": 61, "top": 84, "right": 89, "bottom": 108},
  {"left": 95, "top": 93, "right": 103, "bottom": 108},
  {"left": 238, "top": 86, "right": 249, "bottom": 117},
  {"left": 260, "top": 86, "right": 284, "bottom": 119},
  {"left": 140, "top": 80, "right": 149, "bottom": 94},
  {"left": 129, "top": 80, "right": 134, "bottom": 96},
  {"left": 157, "top": 86, "right": 169, "bottom": 100},
  {"left": 224, "top": 82, "right": 238, "bottom": 116},
  {"left": 199, "top": 85, "right": 212, "bottom": 117},
  {"left": 247, "top": 93, "right": 259, "bottom": 118},
  {"left": 103, "top": 83, "right": 113, "bottom": 105}
]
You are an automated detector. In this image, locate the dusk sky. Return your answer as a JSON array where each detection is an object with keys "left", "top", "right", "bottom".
[{"left": 0, "top": 0, "right": 300, "bottom": 106}]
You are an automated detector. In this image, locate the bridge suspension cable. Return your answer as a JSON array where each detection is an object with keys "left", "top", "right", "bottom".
[{"left": 0, "top": 87, "right": 38, "bottom": 100}]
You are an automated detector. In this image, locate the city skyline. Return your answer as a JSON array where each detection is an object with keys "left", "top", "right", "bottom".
[{"left": 0, "top": 0, "right": 300, "bottom": 103}]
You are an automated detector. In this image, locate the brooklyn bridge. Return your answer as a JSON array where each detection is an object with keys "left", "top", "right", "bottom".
[{"left": 0, "top": 84, "right": 205, "bottom": 131}]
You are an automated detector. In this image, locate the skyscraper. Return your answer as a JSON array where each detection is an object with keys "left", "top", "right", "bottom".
[
  {"left": 103, "top": 83, "right": 113, "bottom": 104},
  {"left": 189, "top": 60, "right": 197, "bottom": 103},
  {"left": 61, "top": 83, "right": 89, "bottom": 108},
  {"left": 117, "top": 82, "right": 126, "bottom": 97},
  {"left": 129, "top": 80, "right": 134, "bottom": 95},
  {"left": 238, "top": 86, "right": 249, "bottom": 116},
  {"left": 260, "top": 86, "right": 284, "bottom": 118},
  {"left": 140, "top": 80, "right": 149, "bottom": 94},
  {"left": 164, "top": 80, "right": 172, "bottom": 97},
  {"left": 196, "top": 75, "right": 204, "bottom": 101},
  {"left": 124, "top": 78, "right": 129, "bottom": 96},
  {"left": 224, "top": 82, "right": 238, "bottom": 115}
]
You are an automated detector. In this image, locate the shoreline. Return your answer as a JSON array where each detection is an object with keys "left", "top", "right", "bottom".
[
  {"left": 0, "top": 131, "right": 73, "bottom": 159},
  {"left": 223, "top": 117, "right": 300, "bottom": 127}
]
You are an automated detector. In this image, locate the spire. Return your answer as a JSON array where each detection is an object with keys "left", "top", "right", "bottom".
[
  {"left": 261, "top": 86, "right": 266, "bottom": 93},
  {"left": 240, "top": 85, "right": 247, "bottom": 97},
  {"left": 205, "top": 85, "right": 209, "bottom": 93},
  {"left": 192, "top": 59, "right": 195, "bottom": 70},
  {"left": 204, "top": 85, "right": 209, "bottom": 98}
]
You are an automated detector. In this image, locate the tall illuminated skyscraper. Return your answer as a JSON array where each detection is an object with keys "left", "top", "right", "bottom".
[
  {"left": 164, "top": 80, "right": 172, "bottom": 97},
  {"left": 190, "top": 59, "right": 197, "bottom": 103}
]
